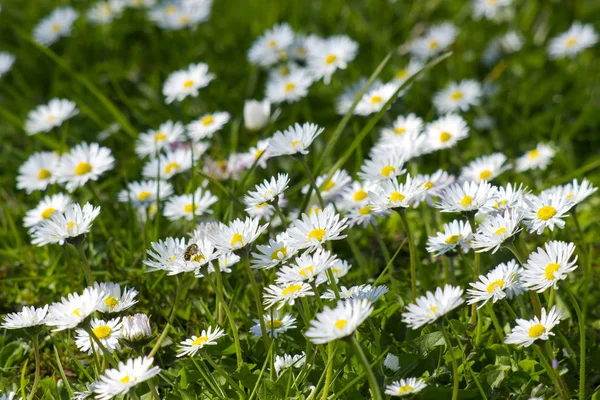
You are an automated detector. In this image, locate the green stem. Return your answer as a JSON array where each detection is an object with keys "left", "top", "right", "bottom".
[
  {"left": 398, "top": 209, "right": 419, "bottom": 301},
  {"left": 507, "top": 243, "right": 541, "bottom": 318},
  {"left": 73, "top": 243, "right": 94, "bottom": 287},
  {"left": 467, "top": 213, "right": 480, "bottom": 325},
  {"left": 441, "top": 323, "right": 459, "bottom": 400},
  {"left": 299, "top": 156, "right": 325, "bottom": 209},
  {"left": 372, "top": 223, "right": 391, "bottom": 264},
  {"left": 148, "top": 381, "right": 160, "bottom": 400},
  {"left": 564, "top": 285, "right": 586, "bottom": 400},
  {"left": 321, "top": 342, "right": 334, "bottom": 400},
  {"left": 533, "top": 345, "right": 570, "bottom": 400},
  {"left": 502, "top": 298, "right": 519, "bottom": 320},
  {"left": 349, "top": 335, "right": 382, "bottom": 400},
  {"left": 273, "top": 201, "right": 288, "bottom": 229},
  {"left": 487, "top": 303, "right": 504, "bottom": 341},
  {"left": 84, "top": 325, "right": 118, "bottom": 368},
  {"left": 27, "top": 335, "right": 40, "bottom": 400},
  {"left": 243, "top": 253, "right": 271, "bottom": 354}
]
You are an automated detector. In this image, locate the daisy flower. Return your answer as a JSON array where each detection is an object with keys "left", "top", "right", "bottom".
[
  {"left": 305, "top": 35, "right": 358, "bottom": 84},
  {"left": 401, "top": 285, "right": 464, "bottom": 329},
  {"left": 269, "top": 122, "right": 324, "bottom": 157},
  {"left": 473, "top": 0, "right": 512, "bottom": 20},
  {"left": 31, "top": 203, "right": 101, "bottom": 246},
  {"left": 23, "top": 193, "right": 72, "bottom": 228},
  {"left": 275, "top": 248, "right": 337, "bottom": 284},
  {"left": 410, "top": 22, "right": 457, "bottom": 59},
  {"left": 548, "top": 22, "right": 598, "bottom": 59},
  {"left": 75, "top": 317, "right": 122, "bottom": 355},
  {"left": 244, "top": 99, "right": 271, "bottom": 131},
  {"left": 433, "top": 79, "right": 482, "bottom": 114},
  {"left": 426, "top": 219, "right": 473, "bottom": 256},
  {"left": 250, "top": 311, "right": 297, "bottom": 338},
  {"left": 481, "top": 183, "right": 529, "bottom": 214},
  {"left": 336, "top": 180, "right": 374, "bottom": 211},
  {"left": 251, "top": 236, "right": 298, "bottom": 270},
  {"left": 460, "top": 153, "right": 510, "bottom": 183},
  {"left": 248, "top": 23, "right": 295, "bottom": 67},
  {"left": 244, "top": 173, "right": 290, "bottom": 207},
  {"left": 93, "top": 357, "right": 160, "bottom": 400},
  {"left": 187, "top": 111, "right": 230, "bottom": 141},
  {"left": 472, "top": 208, "right": 523, "bottom": 253},
  {"left": 286, "top": 207, "right": 347, "bottom": 250},
  {"left": 302, "top": 169, "right": 351, "bottom": 202},
  {"left": 163, "top": 188, "right": 217, "bottom": 221},
  {"left": 121, "top": 313, "right": 152, "bottom": 342},
  {"left": 345, "top": 204, "right": 390, "bottom": 228},
  {"left": 150, "top": 0, "right": 211, "bottom": 30},
  {"left": 94, "top": 282, "right": 138, "bottom": 313},
  {"left": 383, "top": 353, "right": 400, "bottom": 371},
  {"left": 1, "top": 305, "right": 48, "bottom": 330},
  {"left": 87, "top": 0, "right": 125, "bottom": 24},
  {"left": 385, "top": 378, "right": 427, "bottom": 397},
  {"left": 44, "top": 286, "right": 105, "bottom": 331},
  {"left": 335, "top": 77, "right": 382, "bottom": 115},
  {"left": 315, "top": 259, "right": 352, "bottom": 285},
  {"left": 321, "top": 284, "right": 389, "bottom": 303},
  {"left": 210, "top": 217, "right": 268, "bottom": 253},
  {"left": 246, "top": 138, "right": 272, "bottom": 168},
  {"left": 274, "top": 352, "right": 306, "bottom": 376},
  {"left": 505, "top": 306, "right": 563, "bottom": 347},
  {"left": 515, "top": 143, "right": 555, "bottom": 172},
  {"left": 263, "top": 282, "right": 314, "bottom": 309},
  {"left": 368, "top": 174, "right": 427, "bottom": 211},
  {"left": 135, "top": 120, "right": 184, "bottom": 158},
  {"left": 305, "top": 298, "right": 373, "bottom": 344},
  {"left": 170, "top": 237, "right": 218, "bottom": 275},
  {"left": 467, "top": 262, "right": 520, "bottom": 308},
  {"left": 163, "top": 62, "right": 215, "bottom": 104},
  {"left": 357, "top": 149, "right": 406, "bottom": 182},
  {"left": 423, "top": 113, "right": 469, "bottom": 152},
  {"left": 56, "top": 142, "right": 115, "bottom": 192},
  {"left": 391, "top": 59, "right": 423, "bottom": 88},
  {"left": 0, "top": 52, "right": 15, "bottom": 79},
  {"left": 117, "top": 180, "right": 174, "bottom": 208},
  {"left": 523, "top": 192, "right": 572, "bottom": 234},
  {"left": 412, "top": 170, "right": 456, "bottom": 206},
  {"left": 543, "top": 178, "right": 597, "bottom": 207},
  {"left": 143, "top": 237, "right": 187, "bottom": 273},
  {"left": 380, "top": 113, "right": 423, "bottom": 140},
  {"left": 266, "top": 68, "right": 313, "bottom": 104},
  {"left": 142, "top": 148, "right": 193, "bottom": 180},
  {"left": 354, "top": 82, "right": 398, "bottom": 116},
  {"left": 521, "top": 241, "right": 578, "bottom": 292},
  {"left": 25, "top": 98, "right": 78, "bottom": 135},
  {"left": 436, "top": 181, "right": 497, "bottom": 213},
  {"left": 178, "top": 326, "right": 226, "bottom": 357},
  {"left": 33, "top": 7, "right": 79, "bottom": 46}
]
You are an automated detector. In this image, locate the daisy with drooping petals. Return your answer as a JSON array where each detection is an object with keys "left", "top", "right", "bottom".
[
  {"left": 436, "top": 181, "right": 497, "bottom": 213},
  {"left": 433, "top": 79, "right": 482, "bottom": 114},
  {"left": 305, "top": 35, "right": 358, "bottom": 84},
  {"left": 93, "top": 356, "right": 160, "bottom": 400},
  {"left": 385, "top": 378, "right": 428, "bottom": 397},
  {"left": 56, "top": 142, "right": 115, "bottom": 192},
  {"left": 481, "top": 183, "right": 529, "bottom": 214},
  {"left": 135, "top": 120, "right": 184, "bottom": 158},
  {"left": 369, "top": 174, "right": 427, "bottom": 211},
  {"left": 44, "top": 286, "right": 105, "bottom": 331},
  {"left": 121, "top": 313, "right": 152, "bottom": 342},
  {"left": 305, "top": 298, "right": 373, "bottom": 344},
  {"left": 354, "top": 82, "right": 398, "bottom": 116},
  {"left": 410, "top": 22, "right": 457, "bottom": 59},
  {"left": 75, "top": 317, "right": 122, "bottom": 355},
  {"left": 459, "top": 153, "right": 510, "bottom": 183},
  {"left": 25, "top": 98, "right": 79, "bottom": 135},
  {"left": 345, "top": 204, "right": 390, "bottom": 228},
  {"left": 302, "top": 169, "right": 351, "bottom": 202},
  {"left": 473, "top": 0, "right": 512, "bottom": 20},
  {"left": 402, "top": 285, "right": 464, "bottom": 329},
  {"left": 251, "top": 311, "right": 297, "bottom": 338},
  {"left": 358, "top": 149, "right": 406, "bottom": 182},
  {"left": 467, "top": 263, "right": 520, "bottom": 308},
  {"left": 210, "top": 217, "right": 268, "bottom": 253},
  {"left": 187, "top": 111, "right": 231, "bottom": 141},
  {"left": 24, "top": 193, "right": 72, "bottom": 228},
  {"left": 423, "top": 113, "right": 469, "bottom": 152},
  {"left": 274, "top": 352, "right": 306, "bottom": 376},
  {"left": 33, "top": 7, "right": 79, "bottom": 46},
  {"left": 412, "top": 170, "right": 456, "bottom": 206},
  {"left": 163, "top": 188, "right": 217, "bottom": 221},
  {"left": 248, "top": 23, "right": 295, "bottom": 67},
  {"left": 286, "top": 207, "right": 347, "bottom": 250},
  {"left": 548, "top": 22, "right": 598, "bottom": 59},
  {"left": 177, "top": 326, "right": 226, "bottom": 357},
  {"left": 521, "top": 241, "right": 578, "bottom": 293},
  {"left": 251, "top": 235, "right": 298, "bottom": 270},
  {"left": 244, "top": 173, "right": 290, "bottom": 207},
  {"left": 269, "top": 123, "right": 323, "bottom": 157},
  {"left": 523, "top": 192, "right": 572, "bottom": 234},
  {"left": 542, "top": 178, "right": 597, "bottom": 207},
  {"left": 426, "top": 219, "right": 473, "bottom": 256},
  {"left": 276, "top": 248, "right": 337, "bottom": 284},
  {"left": 472, "top": 208, "right": 523, "bottom": 253},
  {"left": 263, "top": 282, "right": 314, "bottom": 309},
  {"left": 515, "top": 143, "right": 555, "bottom": 172},
  {"left": 117, "top": 180, "right": 174, "bottom": 209},
  {"left": 266, "top": 68, "right": 314, "bottom": 104},
  {"left": 380, "top": 113, "right": 423, "bottom": 140},
  {"left": 94, "top": 282, "right": 138, "bottom": 313},
  {"left": 143, "top": 237, "right": 187, "bottom": 273},
  {"left": 505, "top": 306, "right": 563, "bottom": 347},
  {"left": 163, "top": 62, "right": 215, "bottom": 103},
  {"left": 31, "top": 203, "right": 101, "bottom": 246},
  {"left": 0, "top": 52, "right": 15, "bottom": 79},
  {"left": 142, "top": 148, "right": 192, "bottom": 180},
  {"left": 1, "top": 305, "right": 48, "bottom": 330},
  {"left": 321, "top": 284, "right": 389, "bottom": 303},
  {"left": 336, "top": 180, "right": 374, "bottom": 211}
]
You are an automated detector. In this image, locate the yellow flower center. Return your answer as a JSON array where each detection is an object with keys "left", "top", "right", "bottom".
[
  {"left": 334, "top": 319, "right": 348, "bottom": 330},
  {"left": 544, "top": 263, "right": 560, "bottom": 280},
  {"left": 165, "top": 162, "right": 179, "bottom": 174},
  {"left": 155, "top": 132, "right": 167, "bottom": 141},
  {"left": 394, "top": 127, "right": 406, "bottom": 134},
  {"left": 271, "top": 247, "right": 287, "bottom": 260},
  {"left": 308, "top": 228, "right": 326, "bottom": 242},
  {"left": 104, "top": 296, "right": 119, "bottom": 309},
  {"left": 75, "top": 162, "right": 92, "bottom": 176},
  {"left": 325, "top": 54, "right": 337, "bottom": 64},
  {"left": 486, "top": 279, "right": 504, "bottom": 293},
  {"left": 398, "top": 386, "right": 414, "bottom": 393},
  {"left": 358, "top": 206, "right": 372, "bottom": 215},
  {"left": 353, "top": 190, "right": 368, "bottom": 201},
  {"left": 429, "top": 305, "right": 437, "bottom": 313},
  {"left": 165, "top": 5, "right": 177, "bottom": 14},
  {"left": 424, "top": 181, "right": 434, "bottom": 189},
  {"left": 284, "top": 82, "right": 295, "bottom": 92},
  {"left": 231, "top": 233, "right": 244, "bottom": 246},
  {"left": 450, "top": 91, "right": 463, "bottom": 100},
  {"left": 255, "top": 149, "right": 264, "bottom": 159},
  {"left": 93, "top": 325, "right": 112, "bottom": 339},
  {"left": 191, "top": 253, "right": 205, "bottom": 262},
  {"left": 390, "top": 191, "right": 405, "bottom": 202},
  {"left": 179, "top": 15, "right": 191, "bottom": 24},
  {"left": 528, "top": 324, "right": 546, "bottom": 338},
  {"left": 291, "top": 140, "right": 299, "bottom": 147},
  {"left": 281, "top": 283, "right": 302, "bottom": 296},
  {"left": 566, "top": 38, "right": 577, "bottom": 47},
  {"left": 370, "top": 95, "right": 382, "bottom": 104},
  {"left": 439, "top": 131, "right": 452, "bottom": 143},
  {"left": 266, "top": 319, "right": 283, "bottom": 329},
  {"left": 184, "top": 203, "right": 195, "bottom": 213},
  {"left": 429, "top": 40, "right": 439, "bottom": 49},
  {"left": 537, "top": 206, "right": 556, "bottom": 221},
  {"left": 494, "top": 227, "right": 506, "bottom": 235},
  {"left": 323, "top": 181, "right": 335, "bottom": 191},
  {"left": 66, "top": 221, "right": 75, "bottom": 230},
  {"left": 299, "top": 265, "right": 314, "bottom": 277},
  {"left": 567, "top": 193, "right": 574, "bottom": 200},
  {"left": 479, "top": 169, "right": 492, "bottom": 180},
  {"left": 268, "top": 40, "right": 277, "bottom": 47},
  {"left": 528, "top": 149, "right": 539, "bottom": 159},
  {"left": 41, "top": 208, "right": 55, "bottom": 220},
  {"left": 51, "top": 23, "right": 61, "bottom": 33},
  {"left": 120, "top": 375, "right": 131, "bottom": 384},
  {"left": 192, "top": 336, "right": 209, "bottom": 346},
  {"left": 279, "top": 66, "right": 289, "bottom": 76},
  {"left": 138, "top": 191, "right": 152, "bottom": 201},
  {"left": 445, "top": 234, "right": 460, "bottom": 244},
  {"left": 395, "top": 69, "right": 408, "bottom": 79},
  {"left": 183, "top": 79, "right": 194, "bottom": 88},
  {"left": 381, "top": 165, "right": 396, "bottom": 177},
  {"left": 38, "top": 169, "right": 52, "bottom": 180},
  {"left": 73, "top": 308, "right": 81, "bottom": 317},
  {"left": 46, "top": 114, "right": 56, "bottom": 121},
  {"left": 307, "top": 207, "right": 322, "bottom": 216},
  {"left": 460, "top": 195, "right": 473, "bottom": 207},
  {"left": 201, "top": 115, "right": 214, "bottom": 126}
]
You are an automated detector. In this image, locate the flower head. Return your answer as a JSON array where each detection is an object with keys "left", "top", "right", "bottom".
[
  {"left": 516, "top": 143, "right": 555, "bottom": 172},
  {"left": 433, "top": 79, "right": 482, "bottom": 114},
  {"left": 472, "top": 208, "right": 523, "bottom": 253},
  {"left": 521, "top": 241, "right": 578, "bottom": 292},
  {"left": 56, "top": 142, "right": 115, "bottom": 192},
  {"left": 210, "top": 217, "right": 268, "bottom": 253},
  {"left": 459, "top": 153, "right": 510, "bottom": 183},
  {"left": 94, "top": 282, "right": 138, "bottom": 313},
  {"left": 548, "top": 22, "right": 598, "bottom": 59},
  {"left": 93, "top": 357, "right": 160, "bottom": 400},
  {"left": 1, "top": 305, "right": 48, "bottom": 330},
  {"left": 31, "top": 203, "right": 101, "bottom": 246},
  {"left": 402, "top": 285, "right": 464, "bottom": 329},
  {"left": 305, "top": 35, "right": 358, "bottom": 84},
  {"left": 426, "top": 219, "right": 473, "bottom": 256},
  {"left": 251, "top": 311, "right": 297, "bottom": 339},
  {"left": 305, "top": 299, "right": 373, "bottom": 344},
  {"left": 135, "top": 120, "right": 184, "bottom": 158},
  {"left": 385, "top": 378, "right": 427, "bottom": 397},
  {"left": 75, "top": 317, "right": 122, "bottom": 355},
  {"left": 163, "top": 188, "right": 217, "bottom": 221},
  {"left": 286, "top": 207, "right": 347, "bottom": 250},
  {"left": 45, "top": 286, "right": 106, "bottom": 331},
  {"left": 163, "top": 63, "right": 215, "bottom": 103},
  {"left": 244, "top": 99, "right": 271, "bottom": 131},
  {"left": 274, "top": 352, "right": 306, "bottom": 376},
  {"left": 424, "top": 114, "right": 469, "bottom": 152},
  {"left": 25, "top": 98, "right": 79, "bottom": 135},
  {"left": 467, "top": 261, "right": 521, "bottom": 308},
  {"left": 505, "top": 307, "right": 563, "bottom": 347},
  {"left": 263, "top": 282, "right": 314, "bottom": 309},
  {"left": 187, "top": 111, "right": 231, "bottom": 141},
  {"left": 436, "top": 181, "right": 497, "bottom": 213},
  {"left": 33, "top": 7, "right": 79, "bottom": 46},
  {"left": 410, "top": 23, "right": 457, "bottom": 59},
  {"left": 24, "top": 193, "right": 72, "bottom": 229},
  {"left": 523, "top": 192, "right": 572, "bottom": 234},
  {"left": 248, "top": 23, "right": 295, "bottom": 67},
  {"left": 178, "top": 326, "right": 226, "bottom": 357}
]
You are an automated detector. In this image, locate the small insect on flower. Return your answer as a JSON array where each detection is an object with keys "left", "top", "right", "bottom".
[
  {"left": 56, "top": 142, "right": 115, "bottom": 192},
  {"left": 263, "top": 282, "right": 314, "bottom": 309},
  {"left": 467, "top": 261, "right": 521, "bottom": 308},
  {"left": 93, "top": 356, "right": 160, "bottom": 400},
  {"left": 385, "top": 377, "right": 428, "bottom": 397},
  {"left": 433, "top": 79, "right": 482, "bottom": 114},
  {"left": 94, "top": 282, "right": 138, "bottom": 313},
  {"left": 505, "top": 306, "right": 563, "bottom": 347},
  {"left": 163, "top": 62, "right": 215, "bottom": 104},
  {"left": 523, "top": 191, "right": 572, "bottom": 235},
  {"left": 75, "top": 317, "right": 122, "bottom": 355},
  {"left": 31, "top": 203, "right": 101, "bottom": 246},
  {"left": 274, "top": 352, "right": 306, "bottom": 376},
  {"left": 25, "top": 98, "right": 79, "bottom": 136},
  {"left": 436, "top": 181, "right": 497, "bottom": 213},
  {"left": 305, "top": 298, "right": 373, "bottom": 344},
  {"left": 548, "top": 22, "right": 598, "bottom": 59},
  {"left": 472, "top": 208, "right": 523, "bottom": 253},
  {"left": 402, "top": 285, "right": 464, "bottom": 329},
  {"left": 135, "top": 120, "right": 185, "bottom": 158},
  {"left": 305, "top": 35, "right": 358, "bottom": 84},
  {"left": 24, "top": 193, "right": 72, "bottom": 229},
  {"left": 459, "top": 153, "right": 511, "bottom": 183},
  {"left": 286, "top": 207, "right": 348, "bottom": 251},
  {"left": 248, "top": 23, "right": 295, "bottom": 67},
  {"left": 33, "top": 7, "right": 79, "bottom": 47},
  {"left": 423, "top": 113, "right": 469, "bottom": 152},
  {"left": 250, "top": 311, "right": 297, "bottom": 339},
  {"left": 515, "top": 143, "right": 555, "bottom": 172},
  {"left": 44, "top": 286, "right": 106, "bottom": 331},
  {"left": 177, "top": 326, "right": 226, "bottom": 357},
  {"left": 521, "top": 241, "right": 578, "bottom": 293},
  {"left": 1, "top": 305, "right": 48, "bottom": 330}
]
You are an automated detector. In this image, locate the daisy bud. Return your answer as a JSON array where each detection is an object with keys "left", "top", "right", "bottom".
[
  {"left": 121, "top": 313, "right": 152, "bottom": 343},
  {"left": 244, "top": 99, "right": 271, "bottom": 131}
]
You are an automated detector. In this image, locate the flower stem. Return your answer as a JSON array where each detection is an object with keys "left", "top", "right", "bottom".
[
  {"left": 243, "top": 253, "right": 271, "bottom": 354},
  {"left": 467, "top": 213, "right": 480, "bottom": 325},
  {"left": 533, "top": 345, "right": 570, "bottom": 400},
  {"left": 487, "top": 303, "right": 504, "bottom": 341},
  {"left": 321, "top": 341, "right": 334, "bottom": 400},
  {"left": 372, "top": 223, "right": 391, "bottom": 265},
  {"left": 441, "top": 322, "right": 459, "bottom": 400},
  {"left": 502, "top": 298, "right": 519, "bottom": 320},
  {"left": 27, "top": 335, "right": 40, "bottom": 400},
  {"left": 349, "top": 335, "right": 382, "bottom": 400},
  {"left": 564, "top": 285, "right": 586, "bottom": 400},
  {"left": 507, "top": 243, "right": 541, "bottom": 318},
  {"left": 273, "top": 201, "right": 288, "bottom": 229},
  {"left": 397, "top": 209, "right": 419, "bottom": 301},
  {"left": 73, "top": 243, "right": 94, "bottom": 287},
  {"left": 300, "top": 156, "right": 325, "bottom": 209},
  {"left": 84, "top": 325, "right": 118, "bottom": 368}
]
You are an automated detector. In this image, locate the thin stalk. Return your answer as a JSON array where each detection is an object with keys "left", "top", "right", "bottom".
[
  {"left": 487, "top": 303, "right": 504, "bottom": 341},
  {"left": 27, "top": 335, "right": 40, "bottom": 400},
  {"left": 564, "top": 285, "right": 586, "bottom": 400},
  {"left": 321, "top": 342, "right": 335, "bottom": 400},
  {"left": 533, "top": 345, "right": 570, "bottom": 400},
  {"left": 273, "top": 201, "right": 288, "bottom": 229},
  {"left": 300, "top": 156, "right": 325, "bottom": 209},
  {"left": 73, "top": 243, "right": 94, "bottom": 287},
  {"left": 243, "top": 253, "right": 271, "bottom": 353},
  {"left": 349, "top": 335, "right": 382, "bottom": 400},
  {"left": 467, "top": 213, "right": 480, "bottom": 325},
  {"left": 441, "top": 323, "right": 459, "bottom": 400},
  {"left": 507, "top": 243, "right": 541, "bottom": 318},
  {"left": 84, "top": 325, "right": 118, "bottom": 368},
  {"left": 192, "top": 358, "right": 225, "bottom": 399},
  {"left": 372, "top": 223, "right": 391, "bottom": 264},
  {"left": 149, "top": 275, "right": 186, "bottom": 358},
  {"left": 397, "top": 209, "right": 419, "bottom": 301},
  {"left": 502, "top": 298, "right": 519, "bottom": 320},
  {"left": 148, "top": 381, "right": 160, "bottom": 400}
]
